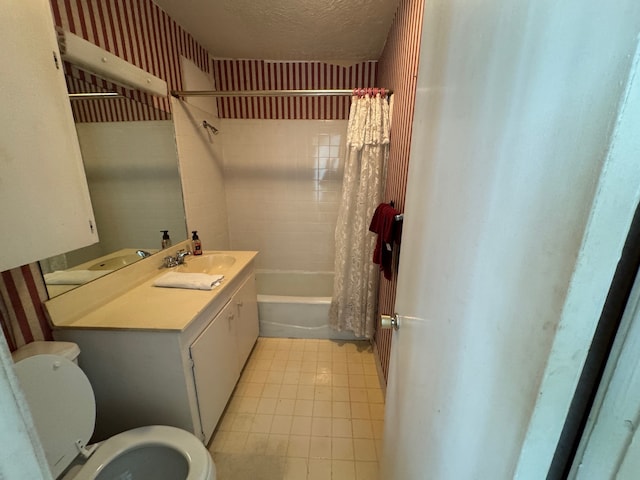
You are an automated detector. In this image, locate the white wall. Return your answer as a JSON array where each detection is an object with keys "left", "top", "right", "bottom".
[
  {"left": 173, "top": 57, "right": 230, "bottom": 251},
  {"left": 221, "top": 119, "right": 346, "bottom": 271},
  {"left": 388, "top": 0, "right": 640, "bottom": 478}
]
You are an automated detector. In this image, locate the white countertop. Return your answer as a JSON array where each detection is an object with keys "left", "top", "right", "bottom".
[{"left": 46, "top": 250, "right": 258, "bottom": 331}]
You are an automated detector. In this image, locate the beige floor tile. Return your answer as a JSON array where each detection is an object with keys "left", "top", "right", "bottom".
[
  {"left": 294, "top": 399, "right": 314, "bottom": 416},
  {"left": 371, "top": 420, "right": 384, "bottom": 439},
  {"left": 308, "top": 458, "right": 332, "bottom": 480},
  {"left": 285, "top": 358, "right": 301, "bottom": 370},
  {"left": 332, "top": 401, "right": 351, "bottom": 419},
  {"left": 299, "top": 372, "right": 317, "bottom": 385},
  {"left": 275, "top": 398, "right": 296, "bottom": 415},
  {"left": 256, "top": 397, "right": 278, "bottom": 414},
  {"left": 297, "top": 385, "right": 316, "bottom": 400},
  {"left": 243, "top": 432, "right": 269, "bottom": 455},
  {"left": 217, "top": 412, "right": 236, "bottom": 431},
  {"left": 351, "top": 402, "right": 371, "bottom": 420},
  {"left": 231, "top": 413, "right": 254, "bottom": 432},
  {"left": 301, "top": 361, "right": 317, "bottom": 373},
  {"left": 250, "top": 414, "right": 274, "bottom": 433},
  {"left": 212, "top": 339, "right": 384, "bottom": 478},
  {"left": 315, "top": 386, "right": 332, "bottom": 401},
  {"left": 375, "top": 439, "right": 384, "bottom": 460},
  {"left": 288, "top": 351, "right": 304, "bottom": 361},
  {"left": 237, "top": 396, "right": 260, "bottom": 414},
  {"left": 348, "top": 363, "right": 365, "bottom": 375},
  {"left": 365, "top": 375, "right": 380, "bottom": 389},
  {"left": 350, "top": 388, "right": 368, "bottom": 403},
  {"left": 209, "top": 431, "right": 227, "bottom": 453},
  {"left": 261, "top": 383, "right": 281, "bottom": 398},
  {"left": 332, "top": 418, "right": 352, "bottom": 438},
  {"left": 315, "top": 373, "right": 332, "bottom": 386},
  {"left": 242, "top": 382, "right": 264, "bottom": 397},
  {"left": 355, "top": 460, "right": 379, "bottom": 480},
  {"left": 369, "top": 403, "right": 385, "bottom": 420},
  {"left": 271, "top": 414, "right": 293, "bottom": 435},
  {"left": 332, "top": 363, "right": 349, "bottom": 374},
  {"left": 317, "top": 361, "right": 332, "bottom": 373},
  {"left": 311, "top": 417, "right": 332, "bottom": 437},
  {"left": 284, "top": 457, "right": 309, "bottom": 480},
  {"left": 313, "top": 400, "right": 332, "bottom": 417},
  {"left": 309, "top": 436, "right": 332, "bottom": 459},
  {"left": 222, "top": 431, "right": 248, "bottom": 453},
  {"left": 332, "top": 437, "right": 354, "bottom": 460},
  {"left": 266, "top": 370, "right": 285, "bottom": 384},
  {"left": 291, "top": 416, "right": 313, "bottom": 436},
  {"left": 266, "top": 434, "right": 289, "bottom": 456},
  {"left": 363, "top": 362, "right": 378, "bottom": 376},
  {"left": 287, "top": 435, "right": 311, "bottom": 457},
  {"left": 283, "top": 371, "right": 302, "bottom": 384},
  {"left": 250, "top": 370, "right": 270, "bottom": 383},
  {"left": 349, "top": 374, "right": 367, "bottom": 388},
  {"left": 303, "top": 352, "right": 318, "bottom": 362},
  {"left": 352, "top": 419, "right": 374, "bottom": 439},
  {"left": 333, "top": 373, "right": 349, "bottom": 387},
  {"left": 332, "top": 460, "right": 356, "bottom": 480},
  {"left": 333, "top": 387, "right": 350, "bottom": 402},
  {"left": 354, "top": 438, "right": 377, "bottom": 461},
  {"left": 367, "top": 388, "right": 384, "bottom": 404}
]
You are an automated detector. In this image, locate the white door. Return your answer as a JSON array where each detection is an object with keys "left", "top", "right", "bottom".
[
  {"left": 380, "top": 1, "right": 640, "bottom": 479},
  {"left": 570, "top": 272, "right": 640, "bottom": 479}
]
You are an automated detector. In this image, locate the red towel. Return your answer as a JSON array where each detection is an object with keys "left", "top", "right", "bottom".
[{"left": 369, "top": 203, "right": 401, "bottom": 280}]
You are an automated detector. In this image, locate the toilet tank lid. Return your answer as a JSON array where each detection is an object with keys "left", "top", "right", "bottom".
[{"left": 11, "top": 341, "right": 80, "bottom": 363}]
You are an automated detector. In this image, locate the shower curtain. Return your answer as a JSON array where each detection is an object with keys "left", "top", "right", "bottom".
[{"left": 329, "top": 92, "right": 391, "bottom": 338}]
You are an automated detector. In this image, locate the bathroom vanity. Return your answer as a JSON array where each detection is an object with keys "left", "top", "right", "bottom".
[{"left": 45, "top": 245, "right": 259, "bottom": 444}]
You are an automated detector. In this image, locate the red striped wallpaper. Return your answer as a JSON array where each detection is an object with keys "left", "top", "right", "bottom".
[
  {"left": 374, "top": 0, "right": 426, "bottom": 384},
  {"left": 50, "top": 0, "right": 211, "bottom": 123},
  {"left": 212, "top": 60, "right": 378, "bottom": 120},
  {"left": 0, "top": 265, "right": 52, "bottom": 352}
]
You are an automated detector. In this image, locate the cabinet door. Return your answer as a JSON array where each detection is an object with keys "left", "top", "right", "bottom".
[
  {"left": 189, "top": 300, "right": 240, "bottom": 442},
  {"left": 235, "top": 273, "right": 260, "bottom": 369},
  {"left": 0, "top": 0, "right": 97, "bottom": 271}
]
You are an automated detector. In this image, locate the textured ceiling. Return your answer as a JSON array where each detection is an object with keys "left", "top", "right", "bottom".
[{"left": 152, "top": 0, "right": 399, "bottom": 63}]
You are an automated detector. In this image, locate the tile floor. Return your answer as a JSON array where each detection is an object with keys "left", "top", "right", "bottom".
[{"left": 208, "top": 337, "right": 385, "bottom": 480}]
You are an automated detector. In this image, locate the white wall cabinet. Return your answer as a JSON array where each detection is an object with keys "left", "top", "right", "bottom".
[
  {"left": 0, "top": 0, "right": 98, "bottom": 271},
  {"left": 55, "top": 266, "right": 259, "bottom": 444}
]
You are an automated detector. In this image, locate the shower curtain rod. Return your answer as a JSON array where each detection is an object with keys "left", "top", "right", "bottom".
[{"left": 170, "top": 88, "right": 392, "bottom": 98}]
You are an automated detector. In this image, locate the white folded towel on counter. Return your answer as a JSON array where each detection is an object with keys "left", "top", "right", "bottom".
[
  {"left": 153, "top": 272, "right": 224, "bottom": 291},
  {"left": 44, "top": 269, "right": 114, "bottom": 285}
]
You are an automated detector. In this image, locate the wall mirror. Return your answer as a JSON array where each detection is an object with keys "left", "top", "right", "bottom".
[{"left": 40, "top": 51, "right": 187, "bottom": 298}]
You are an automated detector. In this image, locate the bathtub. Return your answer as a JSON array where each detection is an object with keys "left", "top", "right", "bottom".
[{"left": 256, "top": 270, "right": 359, "bottom": 340}]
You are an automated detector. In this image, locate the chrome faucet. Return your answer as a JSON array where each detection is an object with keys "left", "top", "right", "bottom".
[
  {"left": 176, "top": 249, "right": 191, "bottom": 263},
  {"left": 136, "top": 250, "right": 152, "bottom": 258},
  {"left": 162, "top": 249, "right": 191, "bottom": 268}
]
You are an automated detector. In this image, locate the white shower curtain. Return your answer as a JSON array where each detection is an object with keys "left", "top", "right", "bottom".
[{"left": 329, "top": 93, "right": 391, "bottom": 338}]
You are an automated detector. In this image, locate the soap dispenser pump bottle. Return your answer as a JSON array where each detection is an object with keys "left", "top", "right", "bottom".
[
  {"left": 161, "top": 230, "right": 171, "bottom": 249},
  {"left": 192, "top": 231, "right": 202, "bottom": 256}
]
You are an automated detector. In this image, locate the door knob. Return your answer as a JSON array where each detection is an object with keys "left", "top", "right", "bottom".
[{"left": 381, "top": 313, "right": 399, "bottom": 330}]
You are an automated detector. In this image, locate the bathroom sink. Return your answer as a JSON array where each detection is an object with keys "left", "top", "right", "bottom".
[
  {"left": 176, "top": 253, "right": 236, "bottom": 273},
  {"left": 88, "top": 254, "right": 142, "bottom": 271}
]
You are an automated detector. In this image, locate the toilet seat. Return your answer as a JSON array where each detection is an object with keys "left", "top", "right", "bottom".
[
  {"left": 13, "top": 354, "right": 95, "bottom": 478},
  {"left": 72, "top": 425, "right": 214, "bottom": 480},
  {"left": 14, "top": 354, "right": 215, "bottom": 480}
]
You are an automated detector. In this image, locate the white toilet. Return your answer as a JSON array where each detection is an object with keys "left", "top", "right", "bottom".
[{"left": 12, "top": 341, "right": 216, "bottom": 480}]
